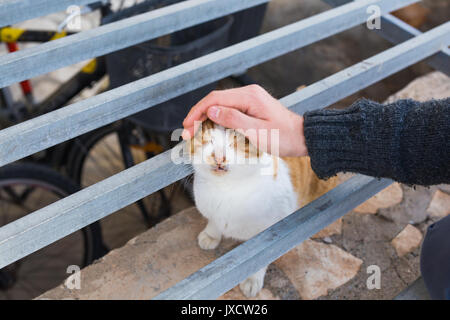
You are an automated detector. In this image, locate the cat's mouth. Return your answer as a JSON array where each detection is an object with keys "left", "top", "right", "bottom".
[{"left": 211, "top": 164, "right": 228, "bottom": 174}]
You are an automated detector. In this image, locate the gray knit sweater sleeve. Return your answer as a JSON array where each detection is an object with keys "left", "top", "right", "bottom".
[{"left": 303, "top": 97, "right": 450, "bottom": 186}]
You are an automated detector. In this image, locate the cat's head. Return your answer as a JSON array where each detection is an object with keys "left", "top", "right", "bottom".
[{"left": 188, "top": 119, "right": 271, "bottom": 179}]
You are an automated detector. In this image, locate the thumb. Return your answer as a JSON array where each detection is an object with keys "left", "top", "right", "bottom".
[
  {"left": 207, "top": 106, "right": 266, "bottom": 147},
  {"left": 207, "top": 106, "right": 264, "bottom": 130}
]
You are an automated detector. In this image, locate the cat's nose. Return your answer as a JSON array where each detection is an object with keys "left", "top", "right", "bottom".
[{"left": 212, "top": 152, "right": 226, "bottom": 165}]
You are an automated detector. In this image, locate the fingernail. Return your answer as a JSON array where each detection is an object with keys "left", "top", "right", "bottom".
[
  {"left": 209, "top": 106, "right": 220, "bottom": 119},
  {"left": 181, "top": 129, "right": 190, "bottom": 140}
]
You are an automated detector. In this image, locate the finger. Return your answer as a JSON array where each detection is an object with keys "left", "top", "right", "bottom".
[
  {"left": 209, "top": 107, "right": 270, "bottom": 152},
  {"left": 182, "top": 114, "right": 207, "bottom": 140},
  {"left": 183, "top": 85, "right": 270, "bottom": 128},
  {"left": 207, "top": 106, "right": 267, "bottom": 134}
]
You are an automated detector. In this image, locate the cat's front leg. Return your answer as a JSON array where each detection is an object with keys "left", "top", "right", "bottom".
[
  {"left": 198, "top": 220, "right": 222, "bottom": 250},
  {"left": 239, "top": 266, "right": 267, "bottom": 298}
]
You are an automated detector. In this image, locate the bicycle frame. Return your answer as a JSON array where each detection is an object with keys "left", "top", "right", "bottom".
[{"left": 0, "top": 2, "right": 112, "bottom": 168}]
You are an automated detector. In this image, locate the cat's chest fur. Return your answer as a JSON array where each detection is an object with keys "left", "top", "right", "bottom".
[{"left": 193, "top": 158, "right": 298, "bottom": 241}]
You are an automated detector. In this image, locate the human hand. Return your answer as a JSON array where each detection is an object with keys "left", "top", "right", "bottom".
[{"left": 182, "top": 85, "right": 308, "bottom": 157}]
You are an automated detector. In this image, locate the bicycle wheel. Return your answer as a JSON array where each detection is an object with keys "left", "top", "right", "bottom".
[
  {"left": 67, "top": 121, "right": 190, "bottom": 251},
  {"left": 0, "top": 163, "right": 101, "bottom": 300}
]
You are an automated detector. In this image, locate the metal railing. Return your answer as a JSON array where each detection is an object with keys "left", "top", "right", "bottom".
[{"left": 0, "top": 0, "right": 448, "bottom": 299}]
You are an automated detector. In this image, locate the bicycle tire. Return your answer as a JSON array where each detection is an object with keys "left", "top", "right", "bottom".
[
  {"left": 0, "top": 162, "right": 104, "bottom": 299},
  {"left": 0, "top": 163, "right": 100, "bottom": 266},
  {"left": 66, "top": 121, "right": 174, "bottom": 250}
]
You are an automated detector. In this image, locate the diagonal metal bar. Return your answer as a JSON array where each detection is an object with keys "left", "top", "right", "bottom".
[
  {"left": 0, "top": 22, "right": 447, "bottom": 269},
  {"left": 0, "top": 0, "right": 420, "bottom": 167},
  {"left": 323, "top": 0, "right": 450, "bottom": 75},
  {"left": 375, "top": 14, "right": 450, "bottom": 75},
  {"left": 0, "top": 0, "right": 269, "bottom": 88},
  {"left": 0, "top": 0, "right": 96, "bottom": 28},
  {"left": 280, "top": 21, "right": 450, "bottom": 114},
  {"left": 0, "top": 150, "right": 194, "bottom": 269},
  {"left": 154, "top": 175, "right": 392, "bottom": 299}
]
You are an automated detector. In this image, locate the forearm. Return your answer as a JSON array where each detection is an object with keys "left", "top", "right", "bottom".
[{"left": 303, "top": 98, "right": 450, "bottom": 186}]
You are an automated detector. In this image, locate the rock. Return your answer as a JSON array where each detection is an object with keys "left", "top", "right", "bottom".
[
  {"left": 385, "top": 71, "right": 450, "bottom": 102},
  {"left": 274, "top": 240, "right": 363, "bottom": 300},
  {"left": 379, "top": 185, "right": 434, "bottom": 224},
  {"left": 220, "top": 288, "right": 279, "bottom": 300},
  {"left": 392, "top": 3, "right": 430, "bottom": 28},
  {"left": 426, "top": 190, "right": 450, "bottom": 218},
  {"left": 391, "top": 225, "right": 423, "bottom": 257},
  {"left": 312, "top": 218, "right": 342, "bottom": 239},
  {"left": 436, "top": 184, "right": 450, "bottom": 193},
  {"left": 354, "top": 183, "right": 403, "bottom": 214}
]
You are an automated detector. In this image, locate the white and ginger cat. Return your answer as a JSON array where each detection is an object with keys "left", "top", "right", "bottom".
[{"left": 189, "top": 119, "right": 337, "bottom": 298}]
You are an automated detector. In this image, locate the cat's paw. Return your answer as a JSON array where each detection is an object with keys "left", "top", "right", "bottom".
[
  {"left": 239, "top": 276, "right": 264, "bottom": 298},
  {"left": 198, "top": 229, "right": 221, "bottom": 250}
]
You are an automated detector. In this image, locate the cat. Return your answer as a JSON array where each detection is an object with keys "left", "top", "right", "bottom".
[{"left": 188, "top": 119, "right": 337, "bottom": 297}]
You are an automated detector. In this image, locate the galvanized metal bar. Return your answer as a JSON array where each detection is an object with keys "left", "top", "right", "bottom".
[
  {"left": 155, "top": 175, "right": 392, "bottom": 299},
  {"left": 0, "top": 150, "right": 193, "bottom": 269},
  {"left": 0, "top": 0, "right": 421, "bottom": 167},
  {"left": 0, "top": 23, "right": 447, "bottom": 269},
  {"left": 323, "top": 0, "right": 450, "bottom": 75},
  {"left": 376, "top": 14, "right": 450, "bottom": 76},
  {"left": 281, "top": 21, "right": 450, "bottom": 114},
  {"left": 0, "top": 0, "right": 96, "bottom": 28},
  {"left": 0, "top": 0, "right": 269, "bottom": 88}
]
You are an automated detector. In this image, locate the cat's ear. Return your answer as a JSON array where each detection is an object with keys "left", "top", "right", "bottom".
[
  {"left": 189, "top": 120, "right": 211, "bottom": 154},
  {"left": 189, "top": 137, "right": 195, "bottom": 155},
  {"left": 202, "top": 119, "right": 215, "bottom": 131},
  {"left": 234, "top": 132, "right": 261, "bottom": 159}
]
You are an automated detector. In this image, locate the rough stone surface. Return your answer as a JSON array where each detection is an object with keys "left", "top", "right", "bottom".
[
  {"left": 385, "top": 71, "right": 450, "bottom": 102},
  {"left": 312, "top": 218, "right": 342, "bottom": 239},
  {"left": 274, "top": 240, "right": 362, "bottom": 300},
  {"left": 379, "top": 184, "right": 435, "bottom": 224},
  {"left": 426, "top": 190, "right": 450, "bottom": 218},
  {"left": 354, "top": 183, "right": 403, "bottom": 214},
  {"left": 391, "top": 225, "right": 423, "bottom": 258},
  {"left": 39, "top": 208, "right": 240, "bottom": 300},
  {"left": 38, "top": 207, "right": 359, "bottom": 301},
  {"left": 323, "top": 212, "right": 422, "bottom": 300},
  {"left": 219, "top": 288, "right": 279, "bottom": 300}
]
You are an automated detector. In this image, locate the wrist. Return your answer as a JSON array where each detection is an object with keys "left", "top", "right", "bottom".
[
  {"left": 295, "top": 115, "right": 308, "bottom": 157},
  {"left": 285, "top": 113, "right": 308, "bottom": 157}
]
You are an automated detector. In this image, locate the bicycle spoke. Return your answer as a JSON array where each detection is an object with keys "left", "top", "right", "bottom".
[
  {"left": 0, "top": 164, "right": 95, "bottom": 300},
  {"left": 102, "top": 133, "right": 123, "bottom": 162},
  {"left": 83, "top": 136, "right": 124, "bottom": 185},
  {"left": 17, "top": 186, "right": 36, "bottom": 203},
  {"left": 2, "top": 186, "right": 21, "bottom": 203}
]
